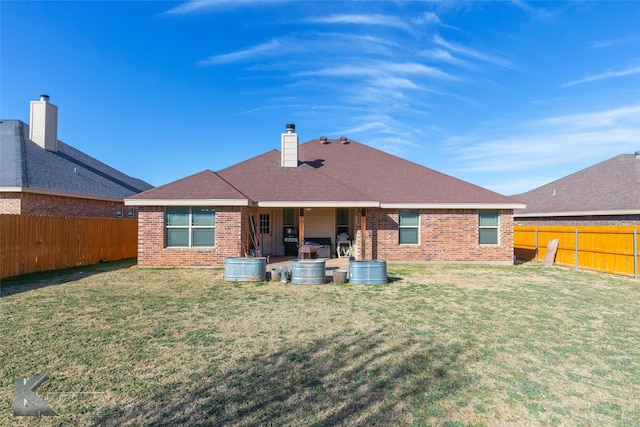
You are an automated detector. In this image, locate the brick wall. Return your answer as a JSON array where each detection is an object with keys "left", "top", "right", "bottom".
[
  {"left": 0, "top": 193, "right": 21, "bottom": 214},
  {"left": 137, "top": 206, "right": 514, "bottom": 267},
  {"left": 356, "top": 208, "right": 514, "bottom": 263},
  {"left": 0, "top": 192, "right": 129, "bottom": 218},
  {"left": 137, "top": 206, "right": 248, "bottom": 267},
  {"left": 515, "top": 215, "right": 640, "bottom": 227}
]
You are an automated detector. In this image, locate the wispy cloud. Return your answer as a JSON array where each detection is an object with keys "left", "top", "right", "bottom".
[
  {"left": 433, "top": 35, "right": 512, "bottom": 68},
  {"left": 417, "top": 12, "right": 441, "bottom": 25},
  {"left": 298, "top": 61, "right": 455, "bottom": 81},
  {"left": 412, "top": 11, "right": 460, "bottom": 31},
  {"left": 538, "top": 106, "right": 640, "bottom": 127},
  {"left": 161, "top": 0, "right": 283, "bottom": 16},
  {"left": 304, "top": 14, "right": 411, "bottom": 31},
  {"left": 510, "top": 0, "right": 560, "bottom": 23},
  {"left": 198, "top": 40, "right": 282, "bottom": 65},
  {"left": 420, "top": 48, "right": 472, "bottom": 67},
  {"left": 200, "top": 31, "right": 401, "bottom": 68},
  {"left": 590, "top": 35, "right": 640, "bottom": 48},
  {"left": 454, "top": 128, "right": 639, "bottom": 173},
  {"left": 561, "top": 65, "right": 640, "bottom": 87},
  {"left": 446, "top": 104, "right": 640, "bottom": 192}
]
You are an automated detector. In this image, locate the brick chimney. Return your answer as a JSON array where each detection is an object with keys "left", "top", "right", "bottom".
[
  {"left": 29, "top": 94, "right": 58, "bottom": 152},
  {"left": 281, "top": 123, "right": 298, "bottom": 167}
]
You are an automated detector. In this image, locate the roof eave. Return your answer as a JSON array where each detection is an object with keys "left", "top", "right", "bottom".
[
  {"left": 515, "top": 209, "right": 640, "bottom": 218},
  {"left": 0, "top": 186, "right": 124, "bottom": 203},
  {"left": 380, "top": 202, "right": 526, "bottom": 209},
  {"left": 258, "top": 201, "right": 380, "bottom": 208},
  {"left": 124, "top": 198, "right": 255, "bottom": 207}
]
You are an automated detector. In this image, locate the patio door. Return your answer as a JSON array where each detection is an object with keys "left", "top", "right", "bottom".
[{"left": 259, "top": 211, "right": 273, "bottom": 255}]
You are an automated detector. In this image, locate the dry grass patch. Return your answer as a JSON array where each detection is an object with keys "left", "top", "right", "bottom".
[{"left": 1, "top": 260, "right": 639, "bottom": 426}]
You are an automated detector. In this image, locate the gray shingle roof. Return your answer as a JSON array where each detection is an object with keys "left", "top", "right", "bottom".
[
  {"left": 512, "top": 153, "right": 640, "bottom": 216},
  {"left": 0, "top": 120, "right": 153, "bottom": 199},
  {"left": 130, "top": 137, "right": 521, "bottom": 207}
]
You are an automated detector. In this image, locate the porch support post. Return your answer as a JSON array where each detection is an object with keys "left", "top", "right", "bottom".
[
  {"left": 299, "top": 208, "right": 305, "bottom": 248},
  {"left": 360, "top": 208, "right": 367, "bottom": 260}
]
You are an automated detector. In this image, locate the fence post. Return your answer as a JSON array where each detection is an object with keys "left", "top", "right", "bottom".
[
  {"left": 575, "top": 228, "right": 579, "bottom": 270},
  {"left": 634, "top": 229, "right": 638, "bottom": 280}
]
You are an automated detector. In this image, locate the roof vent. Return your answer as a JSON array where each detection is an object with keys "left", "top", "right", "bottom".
[
  {"left": 635, "top": 150, "right": 640, "bottom": 159},
  {"left": 340, "top": 136, "right": 349, "bottom": 145},
  {"left": 40, "top": 94, "right": 50, "bottom": 102},
  {"left": 320, "top": 136, "right": 329, "bottom": 144},
  {"left": 285, "top": 123, "right": 295, "bottom": 134}
]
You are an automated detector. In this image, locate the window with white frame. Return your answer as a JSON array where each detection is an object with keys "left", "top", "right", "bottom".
[
  {"left": 399, "top": 210, "right": 419, "bottom": 244},
  {"left": 479, "top": 210, "right": 499, "bottom": 245},
  {"left": 166, "top": 207, "right": 215, "bottom": 247}
]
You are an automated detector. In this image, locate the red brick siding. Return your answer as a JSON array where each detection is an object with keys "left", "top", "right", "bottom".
[
  {"left": 0, "top": 192, "right": 129, "bottom": 218},
  {"left": 137, "top": 206, "right": 514, "bottom": 266},
  {"left": 137, "top": 206, "right": 248, "bottom": 267},
  {"left": 356, "top": 209, "right": 514, "bottom": 263}
]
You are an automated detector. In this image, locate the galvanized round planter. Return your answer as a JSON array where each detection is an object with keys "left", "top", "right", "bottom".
[
  {"left": 224, "top": 257, "right": 267, "bottom": 282},
  {"left": 291, "top": 259, "right": 326, "bottom": 285},
  {"left": 349, "top": 260, "right": 388, "bottom": 285}
]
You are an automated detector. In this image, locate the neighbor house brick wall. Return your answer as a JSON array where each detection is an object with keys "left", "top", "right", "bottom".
[
  {"left": 0, "top": 193, "right": 21, "bottom": 214},
  {"left": 515, "top": 215, "right": 640, "bottom": 227},
  {"left": 0, "top": 192, "right": 127, "bottom": 218},
  {"left": 356, "top": 209, "right": 514, "bottom": 263},
  {"left": 136, "top": 206, "right": 248, "bottom": 267}
]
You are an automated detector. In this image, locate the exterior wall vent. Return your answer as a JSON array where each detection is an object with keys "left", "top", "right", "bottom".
[
  {"left": 281, "top": 123, "right": 299, "bottom": 167},
  {"left": 29, "top": 94, "right": 58, "bottom": 152}
]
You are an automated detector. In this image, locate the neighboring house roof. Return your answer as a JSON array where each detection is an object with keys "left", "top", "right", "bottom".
[
  {"left": 0, "top": 120, "right": 153, "bottom": 200},
  {"left": 512, "top": 153, "right": 640, "bottom": 217},
  {"left": 128, "top": 137, "right": 523, "bottom": 209}
]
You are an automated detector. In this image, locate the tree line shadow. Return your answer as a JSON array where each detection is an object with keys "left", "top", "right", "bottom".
[
  {"left": 0, "top": 259, "right": 137, "bottom": 297},
  {"left": 95, "top": 329, "right": 478, "bottom": 426}
]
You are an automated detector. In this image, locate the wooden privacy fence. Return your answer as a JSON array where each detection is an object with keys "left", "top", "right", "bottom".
[
  {"left": 514, "top": 226, "right": 640, "bottom": 278},
  {"left": 1, "top": 214, "right": 138, "bottom": 279}
]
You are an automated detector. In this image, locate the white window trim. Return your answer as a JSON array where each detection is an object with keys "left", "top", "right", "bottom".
[
  {"left": 399, "top": 209, "right": 420, "bottom": 245},
  {"left": 166, "top": 207, "right": 216, "bottom": 248},
  {"left": 479, "top": 210, "right": 499, "bottom": 246}
]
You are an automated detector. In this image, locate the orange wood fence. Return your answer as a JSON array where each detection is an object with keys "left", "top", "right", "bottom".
[
  {"left": 1, "top": 214, "right": 138, "bottom": 279},
  {"left": 514, "top": 226, "right": 640, "bottom": 278}
]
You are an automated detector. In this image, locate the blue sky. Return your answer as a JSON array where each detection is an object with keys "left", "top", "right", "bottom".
[{"left": 2, "top": 1, "right": 639, "bottom": 195}]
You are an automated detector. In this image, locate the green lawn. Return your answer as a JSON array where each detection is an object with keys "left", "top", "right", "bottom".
[{"left": 1, "top": 260, "right": 639, "bottom": 426}]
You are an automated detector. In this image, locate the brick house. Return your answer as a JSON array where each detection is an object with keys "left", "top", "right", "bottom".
[
  {"left": 512, "top": 152, "right": 640, "bottom": 226},
  {"left": 126, "top": 124, "right": 524, "bottom": 267},
  {"left": 0, "top": 96, "right": 153, "bottom": 217}
]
